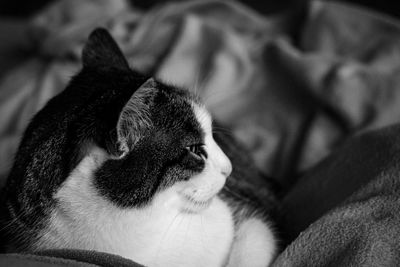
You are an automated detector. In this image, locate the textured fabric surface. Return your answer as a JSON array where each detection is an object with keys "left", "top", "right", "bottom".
[
  {"left": 0, "top": 250, "right": 144, "bottom": 266},
  {"left": 1, "top": 0, "right": 400, "bottom": 266},
  {"left": 276, "top": 124, "right": 400, "bottom": 266},
  {"left": 0, "top": 252, "right": 97, "bottom": 266},
  {"left": 36, "top": 250, "right": 144, "bottom": 267}
]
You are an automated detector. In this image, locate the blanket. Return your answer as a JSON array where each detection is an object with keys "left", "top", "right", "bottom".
[{"left": 1, "top": 0, "right": 400, "bottom": 266}]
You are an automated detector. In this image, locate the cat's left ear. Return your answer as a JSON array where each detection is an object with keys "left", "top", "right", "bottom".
[{"left": 82, "top": 28, "right": 130, "bottom": 71}]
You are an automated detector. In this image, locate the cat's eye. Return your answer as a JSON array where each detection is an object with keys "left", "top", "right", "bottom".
[{"left": 186, "top": 144, "right": 207, "bottom": 159}]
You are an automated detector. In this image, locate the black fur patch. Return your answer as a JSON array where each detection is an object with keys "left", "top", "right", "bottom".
[{"left": 94, "top": 81, "right": 207, "bottom": 208}]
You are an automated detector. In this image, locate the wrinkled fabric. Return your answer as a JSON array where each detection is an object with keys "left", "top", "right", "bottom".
[
  {"left": 2, "top": 0, "right": 400, "bottom": 266},
  {"left": 277, "top": 124, "right": 400, "bottom": 266},
  {"left": 4, "top": 0, "right": 400, "bottom": 185}
]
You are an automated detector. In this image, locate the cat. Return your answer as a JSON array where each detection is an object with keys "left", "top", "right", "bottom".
[{"left": 0, "top": 28, "right": 277, "bottom": 267}]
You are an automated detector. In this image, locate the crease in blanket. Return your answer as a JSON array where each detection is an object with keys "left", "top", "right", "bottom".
[{"left": 2, "top": 0, "right": 400, "bottom": 266}]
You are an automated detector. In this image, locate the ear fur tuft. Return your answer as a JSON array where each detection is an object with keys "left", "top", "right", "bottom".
[{"left": 116, "top": 78, "right": 157, "bottom": 155}]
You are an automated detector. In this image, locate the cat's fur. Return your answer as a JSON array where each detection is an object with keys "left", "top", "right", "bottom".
[{"left": 0, "top": 28, "right": 276, "bottom": 267}]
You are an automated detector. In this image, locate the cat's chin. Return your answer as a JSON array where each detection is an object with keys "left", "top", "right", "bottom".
[{"left": 180, "top": 194, "right": 215, "bottom": 214}]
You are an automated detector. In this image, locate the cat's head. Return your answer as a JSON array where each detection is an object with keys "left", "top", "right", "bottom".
[
  {"left": 74, "top": 28, "right": 232, "bottom": 213},
  {"left": 0, "top": 28, "right": 232, "bottom": 252}
]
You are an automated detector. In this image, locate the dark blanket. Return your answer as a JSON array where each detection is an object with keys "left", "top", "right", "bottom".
[
  {"left": 1, "top": 0, "right": 400, "bottom": 266},
  {"left": 1, "top": 250, "right": 143, "bottom": 266},
  {"left": 276, "top": 124, "right": 400, "bottom": 266}
]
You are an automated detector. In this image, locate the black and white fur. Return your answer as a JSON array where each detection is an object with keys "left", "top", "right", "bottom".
[{"left": 0, "top": 29, "right": 276, "bottom": 267}]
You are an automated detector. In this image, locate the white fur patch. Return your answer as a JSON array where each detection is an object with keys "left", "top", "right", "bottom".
[
  {"left": 192, "top": 104, "right": 232, "bottom": 178},
  {"left": 226, "top": 219, "right": 277, "bottom": 267}
]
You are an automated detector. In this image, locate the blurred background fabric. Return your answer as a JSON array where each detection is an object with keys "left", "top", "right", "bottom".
[
  {"left": 2, "top": 0, "right": 400, "bottom": 187},
  {"left": 2, "top": 0, "right": 400, "bottom": 266}
]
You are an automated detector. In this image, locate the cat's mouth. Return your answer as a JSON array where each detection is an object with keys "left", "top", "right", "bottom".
[{"left": 180, "top": 194, "right": 214, "bottom": 213}]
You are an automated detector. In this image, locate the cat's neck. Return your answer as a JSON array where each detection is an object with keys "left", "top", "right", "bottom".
[{"left": 39, "top": 148, "right": 234, "bottom": 267}]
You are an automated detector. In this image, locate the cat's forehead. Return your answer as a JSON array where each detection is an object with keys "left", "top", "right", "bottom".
[
  {"left": 192, "top": 103, "right": 212, "bottom": 133},
  {"left": 154, "top": 81, "right": 199, "bottom": 105},
  {"left": 150, "top": 81, "right": 210, "bottom": 132}
]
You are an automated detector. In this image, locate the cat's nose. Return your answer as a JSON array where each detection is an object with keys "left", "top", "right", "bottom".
[
  {"left": 217, "top": 150, "right": 232, "bottom": 177},
  {"left": 221, "top": 158, "right": 232, "bottom": 177},
  {"left": 208, "top": 137, "right": 232, "bottom": 177}
]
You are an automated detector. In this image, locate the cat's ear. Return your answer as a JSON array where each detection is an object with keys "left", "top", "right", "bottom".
[
  {"left": 82, "top": 28, "right": 130, "bottom": 71},
  {"left": 116, "top": 78, "right": 157, "bottom": 157}
]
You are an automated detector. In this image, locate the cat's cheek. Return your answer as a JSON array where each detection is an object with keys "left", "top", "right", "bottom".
[{"left": 180, "top": 163, "right": 227, "bottom": 202}]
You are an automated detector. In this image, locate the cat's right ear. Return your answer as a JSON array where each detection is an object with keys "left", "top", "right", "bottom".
[
  {"left": 116, "top": 78, "right": 156, "bottom": 157},
  {"left": 82, "top": 28, "right": 130, "bottom": 72}
]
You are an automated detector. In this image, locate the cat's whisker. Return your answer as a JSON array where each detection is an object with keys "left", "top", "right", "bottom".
[
  {"left": 212, "top": 126, "right": 233, "bottom": 133},
  {"left": 147, "top": 200, "right": 155, "bottom": 219},
  {"left": 0, "top": 203, "right": 43, "bottom": 233},
  {"left": 154, "top": 211, "right": 181, "bottom": 260},
  {"left": 191, "top": 66, "right": 216, "bottom": 101},
  {"left": 212, "top": 129, "right": 235, "bottom": 137},
  {"left": 201, "top": 89, "right": 232, "bottom": 105},
  {"left": 200, "top": 215, "right": 206, "bottom": 251},
  {"left": 173, "top": 214, "right": 187, "bottom": 250},
  {"left": 193, "top": 72, "right": 201, "bottom": 97},
  {"left": 212, "top": 125, "right": 232, "bottom": 131},
  {"left": 191, "top": 71, "right": 207, "bottom": 101},
  {"left": 183, "top": 214, "right": 193, "bottom": 247},
  {"left": 223, "top": 186, "right": 253, "bottom": 204}
]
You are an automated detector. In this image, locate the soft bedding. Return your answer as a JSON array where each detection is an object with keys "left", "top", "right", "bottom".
[{"left": 1, "top": 0, "right": 400, "bottom": 266}]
